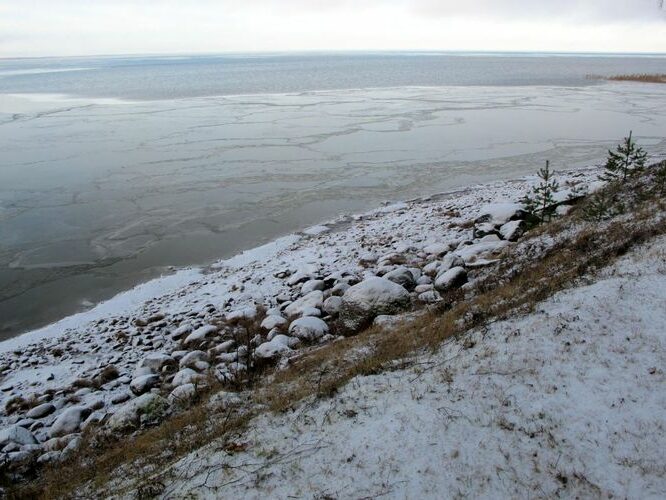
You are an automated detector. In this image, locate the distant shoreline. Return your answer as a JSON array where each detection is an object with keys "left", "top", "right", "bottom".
[{"left": 589, "top": 73, "right": 666, "bottom": 84}]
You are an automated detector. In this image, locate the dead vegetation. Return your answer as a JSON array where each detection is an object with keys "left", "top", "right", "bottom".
[
  {"left": 589, "top": 74, "right": 666, "bottom": 84},
  {"left": 9, "top": 165, "right": 666, "bottom": 499}
]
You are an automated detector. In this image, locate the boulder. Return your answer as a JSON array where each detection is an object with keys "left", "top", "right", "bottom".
[
  {"left": 330, "top": 282, "right": 351, "bottom": 296},
  {"left": 383, "top": 267, "right": 416, "bottom": 290},
  {"left": 414, "top": 284, "right": 433, "bottom": 294},
  {"left": 26, "top": 403, "right": 56, "bottom": 420},
  {"left": 434, "top": 267, "right": 468, "bottom": 292},
  {"left": 168, "top": 384, "right": 197, "bottom": 408},
  {"left": 499, "top": 220, "right": 525, "bottom": 241},
  {"left": 138, "top": 353, "right": 176, "bottom": 373},
  {"left": 301, "top": 279, "right": 325, "bottom": 294},
  {"left": 438, "top": 254, "right": 465, "bottom": 274},
  {"left": 418, "top": 291, "right": 442, "bottom": 303},
  {"left": 473, "top": 222, "right": 499, "bottom": 239},
  {"left": 422, "top": 243, "right": 449, "bottom": 256},
  {"left": 49, "top": 407, "right": 91, "bottom": 437},
  {"left": 288, "top": 317, "right": 329, "bottom": 341},
  {"left": 179, "top": 350, "right": 209, "bottom": 370},
  {"left": 260, "top": 315, "right": 287, "bottom": 331},
  {"left": 172, "top": 368, "right": 204, "bottom": 387},
  {"left": 37, "top": 451, "right": 63, "bottom": 464},
  {"left": 475, "top": 202, "right": 525, "bottom": 224},
  {"left": 284, "top": 291, "right": 324, "bottom": 317},
  {"left": 130, "top": 374, "right": 160, "bottom": 395},
  {"left": 254, "top": 336, "right": 294, "bottom": 360},
  {"left": 226, "top": 306, "right": 258, "bottom": 323},
  {"left": 184, "top": 325, "right": 218, "bottom": 346},
  {"left": 0, "top": 425, "right": 37, "bottom": 446},
  {"left": 107, "top": 394, "right": 169, "bottom": 432},
  {"left": 171, "top": 323, "right": 193, "bottom": 340},
  {"left": 322, "top": 296, "right": 343, "bottom": 316},
  {"left": 340, "top": 277, "right": 410, "bottom": 331},
  {"left": 454, "top": 240, "right": 509, "bottom": 262}
]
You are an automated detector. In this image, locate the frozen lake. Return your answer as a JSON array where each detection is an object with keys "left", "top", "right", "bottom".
[{"left": 1, "top": 53, "right": 665, "bottom": 337}]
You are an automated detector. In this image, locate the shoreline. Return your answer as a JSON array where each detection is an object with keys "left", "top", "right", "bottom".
[{"left": 0, "top": 166, "right": 599, "bottom": 353}]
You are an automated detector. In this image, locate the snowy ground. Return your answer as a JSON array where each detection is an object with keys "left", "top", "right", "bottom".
[{"left": 159, "top": 235, "right": 666, "bottom": 499}]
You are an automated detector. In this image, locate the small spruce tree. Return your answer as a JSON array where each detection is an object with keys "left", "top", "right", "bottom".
[
  {"left": 521, "top": 160, "right": 559, "bottom": 224},
  {"left": 599, "top": 131, "right": 647, "bottom": 183}
]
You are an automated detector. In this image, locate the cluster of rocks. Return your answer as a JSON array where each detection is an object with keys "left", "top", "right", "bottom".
[{"left": 0, "top": 172, "right": 592, "bottom": 478}]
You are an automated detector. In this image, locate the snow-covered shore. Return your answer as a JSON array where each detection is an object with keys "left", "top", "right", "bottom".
[
  {"left": 0, "top": 167, "right": 603, "bottom": 467},
  {"left": 161, "top": 234, "right": 666, "bottom": 499}
]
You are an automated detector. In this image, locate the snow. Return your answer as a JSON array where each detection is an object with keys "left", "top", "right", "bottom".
[
  {"left": 476, "top": 201, "right": 524, "bottom": 223},
  {"left": 160, "top": 235, "right": 666, "bottom": 499},
  {"left": 302, "top": 225, "right": 330, "bottom": 236},
  {"left": 287, "top": 316, "right": 329, "bottom": 341}
]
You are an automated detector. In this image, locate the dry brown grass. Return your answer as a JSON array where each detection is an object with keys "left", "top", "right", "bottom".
[
  {"left": 10, "top": 169, "right": 666, "bottom": 499},
  {"left": 590, "top": 74, "right": 666, "bottom": 84}
]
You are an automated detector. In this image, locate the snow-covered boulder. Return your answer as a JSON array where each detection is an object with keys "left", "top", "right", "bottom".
[
  {"left": 330, "top": 282, "right": 351, "bottom": 296},
  {"left": 49, "top": 406, "right": 91, "bottom": 437},
  {"left": 418, "top": 291, "right": 442, "bottom": 303},
  {"left": 179, "top": 350, "right": 209, "bottom": 370},
  {"left": 415, "top": 284, "right": 433, "bottom": 294},
  {"left": 37, "top": 451, "right": 62, "bottom": 464},
  {"left": 434, "top": 267, "right": 468, "bottom": 292},
  {"left": 226, "top": 305, "right": 258, "bottom": 323},
  {"left": 184, "top": 325, "right": 218, "bottom": 346},
  {"left": 26, "top": 402, "right": 56, "bottom": 419},
  {"left": 499, "top": 220, "right": 525, "bottom": 241},
  {"left": 168, "top": 384, "right": 197, "bottom": 408},
  {"left": 138, "top": 353, "right": 176, "bottom": 373},
  {"left": 323, "top": 296, "right": 343, "bottom": 316},
  {"left": 423, "top": 243, "right": 450, "bottom": 256},
  {"left": 107, "top": 394, "right": 169, "bottom": 432},
  {"left": 288, "top": 317, "right": 329, "bottom": 341},
  {"left": 438, "top": 253, "right": 465, "bottom": 274},
  {"left": 475, "top": 202, "right": 525, "bottom": 224},
  {"left": 130, "top": 374, "right": 160, "bottom": 395},
  {"left": 260, "top": 315, "right": 287, "bottom": 331},
  {"left": 0, "top": 425, "right": 37, "bottom": 446},
  {"left": 255, "top": 335, "right": 295, "bottom": 361},
  {"left": 301, "top": 279, "right": 325, "bottom": 294},
  {"left": 284, "top": 291, "right": 324, "bottom": 317},
  {"left": 340, "top": 277, "right": 411, "bottom": 331},
  {"left": 473, "top": 222, "right": 499, "bottom": 239},
  {"left": 170, "top": 323, "right": 192, "bottom": 340},
  {"left": 454, "top": 240, "right": 509, "bottom": 262},
  {"left": 172, "top": 368, "right": 205, "bottom": 387},
  {"left": 383, "top": 267, "right": 416, "bottom": 290}
]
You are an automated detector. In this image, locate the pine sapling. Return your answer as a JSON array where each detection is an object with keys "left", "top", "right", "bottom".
[
  {"left": 521, "top": 160, "right": 559, "bottom": 224},
  {"left": 600, "top": 131, "right": 648, "bottom": 183}
]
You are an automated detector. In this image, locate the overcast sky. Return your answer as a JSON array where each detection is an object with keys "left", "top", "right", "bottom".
[{"left": 1, "top": 0, "right": 665, "bottom": 58}]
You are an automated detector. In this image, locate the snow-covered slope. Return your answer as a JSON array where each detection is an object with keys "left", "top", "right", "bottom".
[{"left": 160, "top": 236, "right": 666, "bottom": 499}]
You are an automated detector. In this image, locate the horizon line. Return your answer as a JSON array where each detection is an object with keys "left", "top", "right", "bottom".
[{"left": 2, "top": 48, "right": 666, "bottom": 61}]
